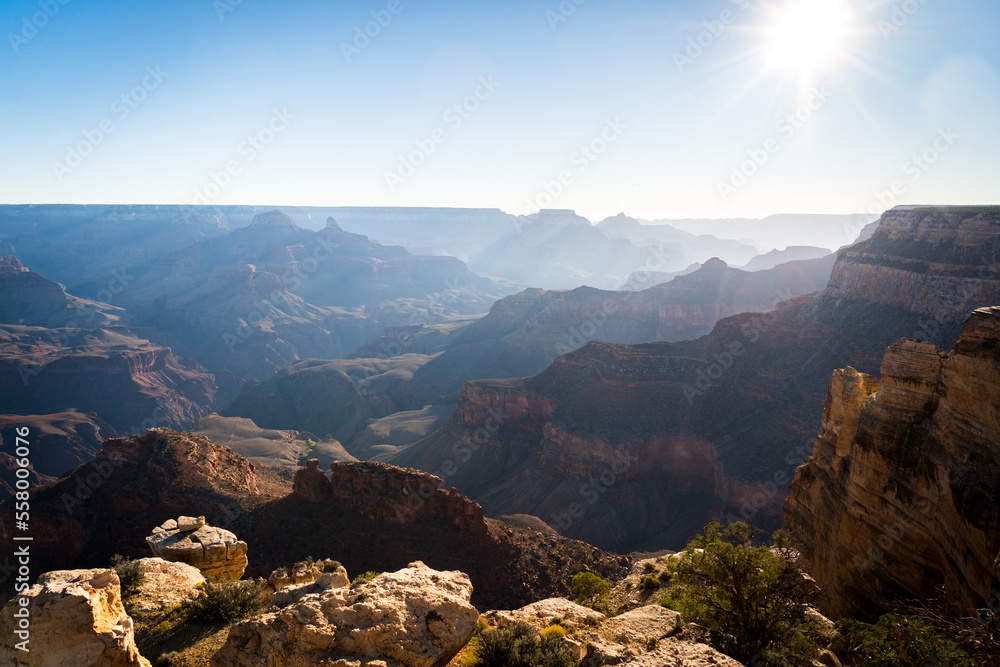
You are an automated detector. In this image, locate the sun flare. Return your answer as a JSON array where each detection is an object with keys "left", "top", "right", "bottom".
[{"left": 767, "top": 0, "right": 851, "bottom": 71}]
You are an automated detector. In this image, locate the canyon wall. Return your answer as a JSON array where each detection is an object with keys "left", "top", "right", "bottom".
[{"left": 784, "top": 306, "right": 1000, "bottom": 618}]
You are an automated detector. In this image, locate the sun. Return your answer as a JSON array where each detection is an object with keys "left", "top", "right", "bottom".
[{"left": 766, "top": 0, "right": 851, "bottom": 71}]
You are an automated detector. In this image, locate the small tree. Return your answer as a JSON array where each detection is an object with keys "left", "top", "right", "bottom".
[
  {"left": 111, "top": 554, "right": 146, "bottom": 599},
  {"left": 570, "top": 572, "right": 611, "bottom": 603},
  {"left": 665, "top": 521, "right": 817, "bottom": 665}
]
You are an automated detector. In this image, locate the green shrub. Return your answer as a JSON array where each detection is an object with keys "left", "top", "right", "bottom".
[
  {"left": 150, "top": 620, "right": 171, "bottom": 635},
  {"left": 473, "top": 622, "right": 576, "bottom": 667},
  {"left": 352, "top": 571, "right": 380, "bottom": 586},
  {"left": 643, "top": 562, "right": 657, "bottom": 573},
  {"left": 322, "top": 560, "right": 343, "bottom": 573},
  {"left": 644, "top": 637, "right": 658, "bottom": 651},
  {"left": 110, "top": 554, "right": 146, "bottom": 598},
  {"left": 570, "top": 572, "right": 611, "bottom": 602},
  {"left": 835, "top": 614, "right": 977, "bottom": 666},
  {"left": 665, "top": 522, "right": 818, "bottom": 665},
  {"left": 639, "top": 575, "right": 661, "bottom": 590},
  {"left": 185, "top": 579, "right": 266, "bottom": 623},
  {"left": 539, "top": 624, "right": 566, "bottom": 639}
]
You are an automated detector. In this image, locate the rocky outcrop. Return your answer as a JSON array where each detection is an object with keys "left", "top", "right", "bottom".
[
  {"left": 784, "top": 306, "right": 1000, "bottom": 618},
  {"left": 0, "top": 429, "right": 286, "bottom": 582},
  {"left": 328, "top": 461, "right": 487, "bottom": 534},
  {"left": 212, "top": 561, "right": 479, "bottom": 667},
  {"left": 619, "top": 642, "right": 745, "bottom": 667},
  {"left": 128, "top": 558, "right": 206, "bottom": 616},
  {"left": 292, "top": 458, "right": 332, "bottom": 501},
  {"left": 394, "top": 206, "right": 1000, "bottom": 552},
  {"left": 146, "top": 516, "right": 249, "bottom": 580},
  {"left": 485, "top": 598, "right": 717, "bottom": 667},
  {"left": 0, "top": 568, "right": 150, "bottom": 666}
]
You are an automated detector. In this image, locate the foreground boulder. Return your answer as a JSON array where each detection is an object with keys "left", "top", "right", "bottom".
[
  {"left": 0, "top": 568, "right": 150, "bottom": 666},
  {"left": 146, "top": 516, "right": 248, "bottom": 580},
  {"left": 128, "top": 557, "right": 206, "bottom": 616},
  {"left": 212, "top": 561, "right": 479, "bottom": 667},
  {"left": 620, "top": 642, "right": 745, "bottom": 667}
]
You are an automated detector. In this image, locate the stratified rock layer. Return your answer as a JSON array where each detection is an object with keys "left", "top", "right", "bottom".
[
  {"left": 212, "top": 561, "right": 479, "bottom": 667},
  {"left": 784, "top": 306, "right": 1000, "bottom": 618},
  {"left": 0, "top": 568, "right": 150, "bottom": 666}
]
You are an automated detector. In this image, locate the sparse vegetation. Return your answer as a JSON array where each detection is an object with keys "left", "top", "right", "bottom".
[
  {"left": 110, "top": 554, "right": 146, "bottom": 598},
  {"left": 352, "top": 571, "right": 380, "bottom": 586},
  {"left": 184, "top": 579, "right": 267, "bottom": 624},
  {"left": 835, "top": 614, "right": 978, "bottom": 666},
  {"left": 639, "top": 575, "right": 661, "bottom": 590},
  {"left": 644, "top": 637, "right": 658, "bottom": 651},
  {"left": 664, "top": 521, "right": 819, "bottom": 666},
  {"left": 150, "top": 620, "right": 171, "bottom": 635},
  {"left": 473, "top": 622, "right": 576, "bottom": 667}
]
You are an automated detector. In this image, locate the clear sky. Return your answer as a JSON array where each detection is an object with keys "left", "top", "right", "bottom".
[{"left": 1, "top": 0, "right": 997, "bottom": 221}]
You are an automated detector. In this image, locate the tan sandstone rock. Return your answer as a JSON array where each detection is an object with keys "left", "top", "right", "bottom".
[
  {"left": 785, "top": 306, "right": 1000, "bottom": 617},
  {"left": 0, "top": 568, "right": 150, "bottom": 667},
  {"left": 618, "top": 640, "right": 745, "bottom": 666},
  {"left": 128, "top": 558, "right": 206, "bottom": 616},
  {"left": 146, "top": 517, "right": 248, "bottom": 580},
  {"left": 212, "top": 561, "right": 479, "bottom": 667}
]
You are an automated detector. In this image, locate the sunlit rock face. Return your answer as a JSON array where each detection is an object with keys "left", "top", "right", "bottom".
[{"left": 784, "top": 306, "right": 1000, "bottom": 618}]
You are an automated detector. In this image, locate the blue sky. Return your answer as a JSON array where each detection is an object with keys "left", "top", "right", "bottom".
[{"left": 1, "top": 0, "right": 998, "bottom": 220}]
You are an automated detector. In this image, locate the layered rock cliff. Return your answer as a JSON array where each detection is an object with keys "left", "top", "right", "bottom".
[
  {"left": 784, "top": 306, "right": 1000, "bottom": 618},
  {"left": 393, "top": 206, "right": 1000, "bottom": 551},
  {"left": 0, "top": 263, "right": 217, "bottom": 433}
]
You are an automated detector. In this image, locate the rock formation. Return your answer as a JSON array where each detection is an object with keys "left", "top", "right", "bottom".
[
  {"left": 0, "top": 429, "right": 286, "bottom": 582},
  {"left": 0, "top": 568, "right": 150, "bottom": 666},
  {"left": 393, "top": 205, "right": 1000, "bottom": 551},
  {"left": 146, "top": 516, "right": 249, "bottom": 580},
  {"left": 128, "top": 557, "right": 206, "bottom": 616},
  {"left": 0, "top": 427, "right": 627, "bottom": 610},
  {"left": 784, "top": 306, "right": 1000, "bottom": 618},
  {"left": 328, "top": 461, "right": 487, "bottom": 534},
  {"left": 292, "top": 458, "right": 332, "bottom": 501},
  {"left": 212, "top": 561, "right": 479, "bottom": 667}
]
